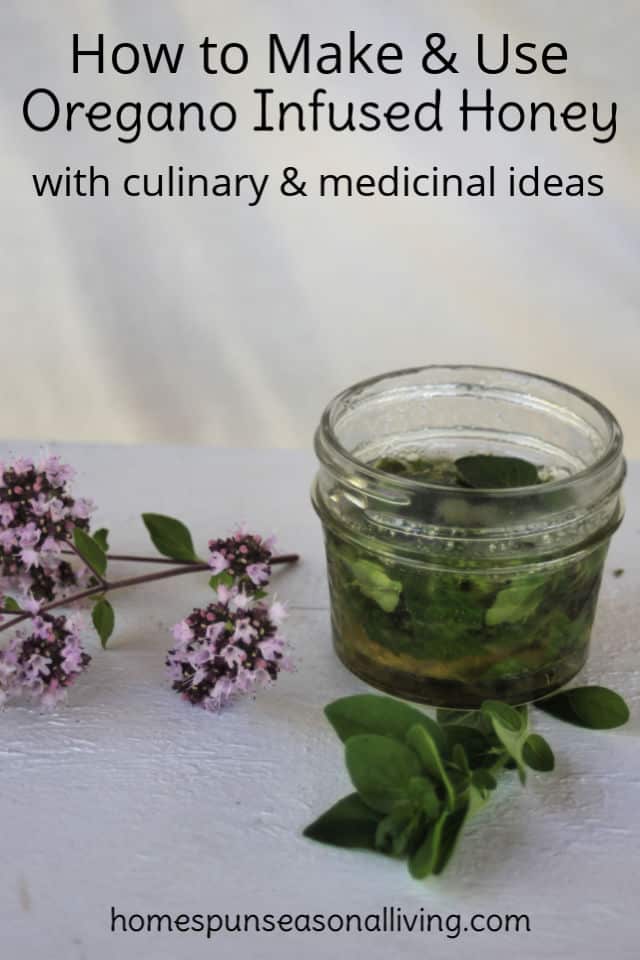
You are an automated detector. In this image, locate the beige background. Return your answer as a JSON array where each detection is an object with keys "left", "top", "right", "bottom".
[{"left": 1, "top": 1, "right": 638, "bottom": 452}]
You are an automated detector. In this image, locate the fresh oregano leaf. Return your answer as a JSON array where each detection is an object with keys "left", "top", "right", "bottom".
[
  {"left": 3, "top": 596, "right": 21, "bottom": 613},
  {"left": 433, "top": 803, "right": 469, "bottom": 875},
  {"left": 73, "top": 527, "right": 107, "bottom": 578},
  {"left": 375, "top": 815, "right": 397, "bottom": 852},
  {"left": 437, "top": 707, "right": 495, "bottom": 739},
  {"left": 451, "top": 743, "right": 471, "bottom": 776},
  {"left": 408, "top": 777, "right": 441, "bottom": 820},
  {"left": 535, "top": 686, "right": 630, "bottom": 730},
  {"left": 471, "top": 768, "right": 497, "bottom": 792},
  {"left": 92, "top": 598, "right": 115, "bottom": 649},
  {"left": 437, "top": 708, "right": 478, "bottom": 726},
  {"left": 409, "top": 812, "right": 446, "bottom": 879},
  {"left": 482, "top": 700, "right": 524, "bottom": 733},
  {"left": 392, "top": 813, "right": 423, "bottom": 857},
  {"left": 522, "top": 733, "right": 555, "bottom": 772},
  {"left": 406, "top": 724, "right": 456, "bottom": 810},
  {"left": 408, "top": 801, "right": 470, "bottom": 879},
  {"left": 443, "top": 724, "right": 494, "bottom": 767},
  {"left": 325, "top": 694, "right": 445, "bottom": 751},
  {"left": 345, "top": 734, "right": 421, "bottom": 814},
  {"left": 485, "top": 578, "right": 545, "bottom": 627},
  {"left": 376, "top": 804, "right": 422, "bottom": 857},
  {"left": 92, "top": 527, "right": 110, "bottom": 553},
  {"left": 342, "top": 557, "right": 402, "bottom": 613},
  {"left": 303, "top": 794, "right": 380, "bottom": 850},
  {"left": 389, "top": 800, "right": 415, "bottom": 825},
  {"left": 455, "top": 455, "right": 539, "bottom": 489},
  {"left": 142, "top": 513, "right": 199, "bottom": 563},
  {"left": 482, "top": 701, "right": 528, "bottom": 784}
]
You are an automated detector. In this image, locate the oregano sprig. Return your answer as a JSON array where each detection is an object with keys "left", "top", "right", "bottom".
[
  {"left": 304, "top": 687, "right": 630, "bottom": 879},
  {"left": 0, "top": 455, "right": 298, "bottom": 710}
]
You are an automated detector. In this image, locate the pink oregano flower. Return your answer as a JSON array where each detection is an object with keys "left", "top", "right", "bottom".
[
  {"left": 0, "top": 612, "right": 91, "bottom": 710},
  {"left": 168, "top": 532, "right": 291, "bottom": 711},
  {"left": 208, "top": 529, "right": 274, "bottom": 593},
  {"left": 0, "top": 455, "right": 95, "bottom": 602},
  {"left": 167, "top": 590, "right": 291, "bottom": 711}
]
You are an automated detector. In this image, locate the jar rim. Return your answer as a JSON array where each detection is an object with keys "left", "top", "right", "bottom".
[{"left": 316, "top": 363, "right": 624, "bottom": 501}]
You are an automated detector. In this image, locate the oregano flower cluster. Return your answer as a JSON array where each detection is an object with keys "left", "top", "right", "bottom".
[
  {"left": 0, "top": 455, "right": 95, "bottom": 601},
  {"left": 208, "top": 530, "right": 273, "bottom": 590},
  {"left": 167, "top": 582, "right": 290, "bottom": 711},
  {"left": 0, "top": 609, "right": 90, "bottom": 710}
]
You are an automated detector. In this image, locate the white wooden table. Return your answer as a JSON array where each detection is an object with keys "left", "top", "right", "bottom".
[{"left": 1, "top": 444, "right": 638, "bottom": 959}]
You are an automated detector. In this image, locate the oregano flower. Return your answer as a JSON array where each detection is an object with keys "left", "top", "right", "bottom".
[
  {"left": 0, "top": 455, "right": 95, "bottom": 601},
  {"left": 208, "top": 528, "right": 274, "bottom": 593},
  {"left": 167, "top": 583, "right": 291, "bottom": 711},
  {"left": 0, "top": 611, "right": 91, "bottom": 710}
]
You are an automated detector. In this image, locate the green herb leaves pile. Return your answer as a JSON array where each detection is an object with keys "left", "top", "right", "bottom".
[{"left": 304, "top": 687, "right": 629, "bottom": 880}]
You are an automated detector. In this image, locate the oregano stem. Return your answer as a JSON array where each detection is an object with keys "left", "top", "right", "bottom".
[
  {"left": 0, "top": 553, "right": 299, "bottom": 634},
  {"left": 60, "top": 550, "right": 299, "bottom": 568},
  {"left": 61, "top": 549, "right": 206, "bottom": 566}
]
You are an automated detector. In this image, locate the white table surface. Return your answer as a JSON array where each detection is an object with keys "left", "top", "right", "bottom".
[{"left": 0, "top": 443, "right": 638, "bottom": 960}]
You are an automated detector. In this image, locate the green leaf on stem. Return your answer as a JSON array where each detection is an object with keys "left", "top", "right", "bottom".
[
  {"left": 535, "top": 686, "right": 630, "bottom": 730},
  {"left": 325, "top": 694, "right": 445, "bottom": 751},
  {"left": 455, "top": 455, "right": 539, "bottom": 489},
  {"left": 409, "top": 802, "right": 469, "bottom": 879},
  {"left": 437, "top": 708, "right": 478, "bottom": 726},
  {"left": 142, "top": 513, "right": 199, "bottom": 563},
  {"left": 92, "top": 528, "right": 110, "bottom": 552},
  {"left": 408, "top": 776, "right": 441, "bottom": 820},
  {"left": 303, "top": 794, "right": 381, "bottom": 850},
  {"left": 432, "top": 803, "right": 469, "bottom": 875},
  {"left": 471, "top": 768, "right": 497, "bottom": 792},
  {"left": 392, "top": 814, "right": 424, "bottom": 858},
  {"left": 522, "top": 733, "right": 555, "bottom": 772},
  {"left": 481, "top": 701, "right": 528, "bottom": 784},
  {"left": 92, "top": 597, "right": 115, "bottom": 649},
  {"left": 482, "top": 700, "right": 524, "bottom": 733},
  {"left": 406, "top": 724, "right": 456, "bottom": 810},
  {"left": 375, "top": 804, "right": 423, "bottom": 857},
  {"left": 4, "top": 596, "right": 21, "bottom": 613},
  {"left": 73, "top": 527, "right": 107, "bottom": 578},
  {"left": 345, "top": 734, "right": 421, "bottom": 814},
  {"left": 409, "top": 813, "right": 446, "bottom": 879},
  {"left": 451, "top": 743, "right": 471, "bottom": 777},
  {"left": 442, "top": 724, "right": 494, "bottom": 767}
]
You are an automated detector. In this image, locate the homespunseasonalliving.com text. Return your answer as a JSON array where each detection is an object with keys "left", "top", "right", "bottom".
[{"left": 110, "top": 905, "right": 532, "bottom": 940}]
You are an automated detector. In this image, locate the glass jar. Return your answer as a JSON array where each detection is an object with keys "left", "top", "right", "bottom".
[{"left": 312, "top": 366, "right": 625, "bottom": 708}]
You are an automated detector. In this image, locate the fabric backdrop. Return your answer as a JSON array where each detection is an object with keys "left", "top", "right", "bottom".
[{"left": 1, "top": 1, "right": 638, "bottom": 451}]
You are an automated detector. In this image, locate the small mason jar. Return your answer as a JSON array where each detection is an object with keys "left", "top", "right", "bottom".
[{"left": 312, "top": 366, "right": 625, "bottom": 708}]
